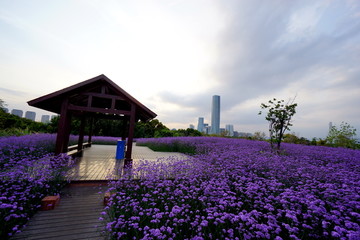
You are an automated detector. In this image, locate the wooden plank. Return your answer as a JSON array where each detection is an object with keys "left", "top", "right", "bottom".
[{"left": 11, "top": 185, "right": 107, "bottom": 240}]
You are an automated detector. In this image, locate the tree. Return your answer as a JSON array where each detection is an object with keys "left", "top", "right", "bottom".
[
  {"left": 326, "top": 122, "right": 358, "bottom": 148},
  {"left": 252, "top": 131, "right": 266, "bottom": 141},
  {"left": 173, "top": 128, "right": 202, "bottom": 137},
  {"left": 154, "top": 129, "right": 174, "bottom": 138},
  {"left": 0, "top": 99, "right": 7, "bottom": 113},
  {"left": 283, "top": 133, "right": 310, "bottom": 145},
  {"left": 134, "top": 119, "right": 169, "bottom": 138},
  {"left": 259, "top": 98, "right": 297, "bottom": 151}
]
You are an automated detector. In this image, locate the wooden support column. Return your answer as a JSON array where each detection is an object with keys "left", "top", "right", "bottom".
[
  {"left": 77, "top": 115, "right": 86, "bottom": 156},
  {"left": 121, "top": 116, "right": 129, "bottom": 141},
  {"left": 88, "top": 117, "right": 93, "bottom": 145},
  {"left": 55, "top": 98, "right": 71, "bottom": 154},
  {"left": 125, "top": 103, "right": 136, "bottom": 163}
]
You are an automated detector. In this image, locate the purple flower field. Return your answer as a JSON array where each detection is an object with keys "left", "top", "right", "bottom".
[
  {"left": 0, "top": 133, "right": 119, "bottom": 238},
  {"left": 0, "top": 134, "right": 73, "bottom": 238},
  {"left": 105, "top": 137, "right": 360, "bottom": 240}
]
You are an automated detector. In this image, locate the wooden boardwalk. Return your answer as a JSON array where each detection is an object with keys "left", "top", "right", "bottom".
[
  {"left": 12, "top": 144, "right": 189, "bottom": 240},
  {"left": 67, "top": 145, "right": 118, "bottom": 181},
  {"left": 67, "top": 144, "right": 189, "bottom": 181},
  {"left": 11, "top": 183, "right": 108, "bottom": 240}
]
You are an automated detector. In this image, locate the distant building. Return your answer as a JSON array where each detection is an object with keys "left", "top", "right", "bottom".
[
  {"left": 197, "top": 117, "right": 204, "bottom": 132},
  {"left": 41, "top": 115, "right": 50, "bottom": 123},
  {"left": 25, "top": 111, "right": 36, "bottom": 121},
  {"left": 210, "top": 95, "right": 220, "bottom": 135},
  {"left": 189, "top": 124, "right": 195, "bottom": 129},
  {"left": 225, "top": 124, "right": 234, "bottom": 137},
  {"left": 220, "top": 128, "right": 226, "bottom": 135},
  {"left": 204, "top": 124, "right": 211, "bottom": 135},
  {"left": 3, "top": 108, "right": 9, "bottom": 113},
  {"left": 11, "top": 109, "right": 23, "bottom": 117}
]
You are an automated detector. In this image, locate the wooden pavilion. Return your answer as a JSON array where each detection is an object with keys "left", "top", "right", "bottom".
[{"left": 28, "top": 74, "right": 156, "bottom": 161}]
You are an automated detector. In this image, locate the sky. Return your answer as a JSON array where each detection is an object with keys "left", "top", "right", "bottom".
[{"left": 0, "top": 0, "right": 359, "bottom": 139}]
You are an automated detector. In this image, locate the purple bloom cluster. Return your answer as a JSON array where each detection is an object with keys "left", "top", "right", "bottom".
[
  {"left": 0, "top": 133, "right": 57, "bottom": 169},
  {"left": 0, "top": 134, "right": 74, "bottom": 239},
  {"left": 105, "top": 137, "right": 360, "bottom": 239}
]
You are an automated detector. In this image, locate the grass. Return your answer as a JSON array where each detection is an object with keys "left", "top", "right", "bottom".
[{"left": 137, "top": 140, "right": 197, "bottom": 155}]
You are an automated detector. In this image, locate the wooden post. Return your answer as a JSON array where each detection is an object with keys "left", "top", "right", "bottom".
[
  {"left": 55, "top": 98, "right": 71, "bottom": 154},
  {"left": 125, "top": 104, "right": 136, "bottom": 161},
  {"left": 88, "top": 117, "right": 93, "bottom": 145},
  {"left": 77, "top": 115, "right": 86, "bottom": 155},
  {"left": 122, "top": 116, "right": 129, "bottom": 141},
  {"left": 63, "top": 112, "right": 72, "bottom": 153}
]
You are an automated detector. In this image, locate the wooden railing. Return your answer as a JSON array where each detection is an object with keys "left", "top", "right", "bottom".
[{"left": 67, "top": 142, "right": 92, "bottom": 156}]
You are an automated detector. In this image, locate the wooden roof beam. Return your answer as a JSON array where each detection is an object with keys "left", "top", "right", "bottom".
[
  {"left": 68, "top": 104, "right": 131, "bottom": 116},
  {"left": 82, "top": 92, "right": 125, "bottom": 101}
]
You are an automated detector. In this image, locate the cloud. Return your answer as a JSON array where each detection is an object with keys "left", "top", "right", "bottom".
[
  {"left": 158, "top": 0, "right": 360, "bottom": 138},
  {"left": 0, "top": 0, "right": 359, "bottom": 139},
  {"left": 0, "top": 87, "right": 27, "bottom": 97}
]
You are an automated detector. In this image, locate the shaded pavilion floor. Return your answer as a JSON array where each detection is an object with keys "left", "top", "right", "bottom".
[
  {"left": 67, "top": 143, "right": 189, "bottom": 181},
  {"left": 11, "top": 144, "right": 189, "bottom": 240}
]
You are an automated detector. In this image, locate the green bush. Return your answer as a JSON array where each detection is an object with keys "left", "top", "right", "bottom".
[
  {"left": 137, "top": 140, "right": 196, "bottom": 155},
  {"left": 326, "top": 122, "right": 358, "bottom": 149}
]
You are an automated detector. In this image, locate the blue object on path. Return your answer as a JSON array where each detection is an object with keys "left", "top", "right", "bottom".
[{"left": 116, "top": 140, "right": 126, "bottom": 159}]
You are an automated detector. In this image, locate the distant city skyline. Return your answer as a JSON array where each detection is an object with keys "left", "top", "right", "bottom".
[
  {"left": 5, "top": 107, "right": 55, "bottom": 123},
  {"left": 195, "top": 95, "right": 254, "bottom": 137}
]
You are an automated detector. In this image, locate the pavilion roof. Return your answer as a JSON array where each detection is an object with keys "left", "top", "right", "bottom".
[{"left": 28, "top": 74, "right": 157, "bottom": 121}]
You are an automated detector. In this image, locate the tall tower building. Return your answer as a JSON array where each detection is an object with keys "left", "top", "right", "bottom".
[
  {"left": 210, "top": 95, "right": 220, "bottom": 135},
  {"left": 197, "top": 117, "right": 204, "bottom": 132}
]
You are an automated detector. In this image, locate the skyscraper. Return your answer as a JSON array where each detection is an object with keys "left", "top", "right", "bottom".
[
  {"left": 197, "top": 117, "right": 204, "bottom": 132},
  {"left": 210, "top": 95, "right": 220, "bottom": 135}
]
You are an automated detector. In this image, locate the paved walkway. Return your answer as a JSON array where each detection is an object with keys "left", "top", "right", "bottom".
[{"left": 67, "top": 143, "right": 189, "bottom": 181}]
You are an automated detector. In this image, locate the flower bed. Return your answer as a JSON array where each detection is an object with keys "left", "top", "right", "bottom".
[
  {"left": 105, "top": 137, "right": 360, "bottom": 239},
  {"left": 0, "top": 133, "right": 124, "bottom": 238},
  {"left": 0, "top": 134, "right": 73, "bottom": 239}
]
